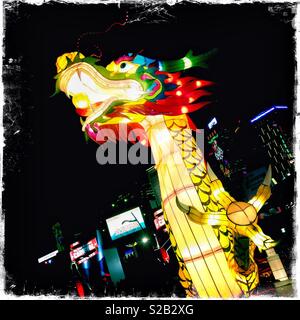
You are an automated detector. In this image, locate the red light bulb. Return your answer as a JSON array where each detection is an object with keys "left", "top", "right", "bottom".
[{"left": 181, "top": 106, "right": 188, "bottom": 113}]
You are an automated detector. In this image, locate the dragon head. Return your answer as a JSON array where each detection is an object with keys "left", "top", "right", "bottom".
[{"left": 54, "top": 50, "right": 216, "bottom": 144}]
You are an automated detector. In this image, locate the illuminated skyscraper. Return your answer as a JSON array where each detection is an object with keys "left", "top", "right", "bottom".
[{"left": 250, "top": 106, "right": 293, "bottom": 182}]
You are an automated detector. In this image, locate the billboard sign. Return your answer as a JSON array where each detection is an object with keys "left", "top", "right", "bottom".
[
  {"left": 77, "top": 250, "right": 98, "bottom": 265},
  {"left": 106, "top": 207, "right": 145, "bottom": 241},
  {"left": 38, "top": 250, "right": 58, "bottom": 263},
  {"left": 153, "top": 209, "right": 166, "bottom": 231},
  {"left": 154, "top": 215, "right": 166, "bottom": 230},
  {"left": 70, "top": 238, "right": 98, "bottom": 262}
]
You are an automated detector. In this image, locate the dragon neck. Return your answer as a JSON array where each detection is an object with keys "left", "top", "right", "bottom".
[
  {"left": 140, "top": 115, "right": 260, "bottom": 297},
  {"left": 142, "top": 114, "right": 245, "bottom": 298},
  {"left": 142, "top": 114, "right": 208, "bottom": 212}
]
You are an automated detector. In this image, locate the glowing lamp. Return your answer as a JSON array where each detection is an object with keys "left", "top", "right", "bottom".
[
  {"left": 181, "top": 106, "right": 188, "bottom": 114},
  {"left": 183, "top": 57, "right": 192, "bottom": 69},
  {"left": 141, "top": 237, "right": 149, "bottom": 244},
  {"left": 176, "top": 90, "right": 182, "bottom": 96},
  {"left": 196, "top": 80, "right": 202, "bottom": 87},
  {"left": 76, "top": 281, "right": 85, "bottom": 298}
]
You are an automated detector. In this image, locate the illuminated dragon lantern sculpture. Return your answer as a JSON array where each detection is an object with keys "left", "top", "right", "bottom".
[{"left": 54, "top": 50, "right": 277, "bottom": 298}]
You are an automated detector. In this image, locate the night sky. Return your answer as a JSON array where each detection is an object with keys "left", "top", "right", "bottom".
[{"left": 3, "top": 2, "right": 295, "bottom": 291}]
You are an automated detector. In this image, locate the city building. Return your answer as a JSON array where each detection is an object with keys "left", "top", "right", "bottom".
[
  {"left": 249, "top": 106, "right": 294, "bottom": 182},
  {"left": 243, "top": 166, "right": 268, "bottom": 200},
  {"left": 147, "top": 166, "right": 162, "bottom": 209},
  {"left": 204, "top": 116, "right": 250, "bottom": 200}
]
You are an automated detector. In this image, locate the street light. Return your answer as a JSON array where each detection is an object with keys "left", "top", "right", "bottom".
[{"left": 141, "top": 237, "right": 149, "bottom": 244}]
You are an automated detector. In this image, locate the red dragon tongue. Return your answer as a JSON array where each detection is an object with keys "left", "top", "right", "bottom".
[
  {"left": 75, "top": 101, "right": 103, "bottom": 117},
  {"left": 81, "top": 97, "right": 117, "bottom": 132},
  {"left": 76, "top": 108, "right": 91, "bottom": 117}
]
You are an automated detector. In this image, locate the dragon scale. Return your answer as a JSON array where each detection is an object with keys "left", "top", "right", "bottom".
[{"left": 163, "top": 114, "right": 260, "bottom": 296}]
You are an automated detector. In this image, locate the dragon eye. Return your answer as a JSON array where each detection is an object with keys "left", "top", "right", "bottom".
[{"left": 118, "top": 61, "right": 133, "bottom": 73}]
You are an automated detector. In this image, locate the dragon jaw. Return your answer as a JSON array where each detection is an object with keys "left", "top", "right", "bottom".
[{"left": 58, "top": 62, "right": 146, "bottom": 131}]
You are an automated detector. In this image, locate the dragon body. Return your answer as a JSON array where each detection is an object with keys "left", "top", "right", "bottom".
[{"left": 54, "top": 50, "right": 277, "bottom": 297}]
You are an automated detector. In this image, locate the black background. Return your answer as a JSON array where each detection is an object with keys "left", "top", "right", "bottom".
[{"left": 2, "top": 1, "right": 296, "bottom": 294}]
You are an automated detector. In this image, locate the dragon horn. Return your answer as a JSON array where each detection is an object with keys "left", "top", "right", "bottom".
[
  {"left": 263, "top": 165, "right": 272, "bottom": 186},
  {"left": 158, "top": 48, "right": 218, "bottom": 73},
  {"left": 248, "top": 165, "right": 272, "bottom": 212}
]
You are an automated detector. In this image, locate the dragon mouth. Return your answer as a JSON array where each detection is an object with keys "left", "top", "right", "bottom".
[{"left": 59, "top": 62, "right": 145, "bottom": 129}]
